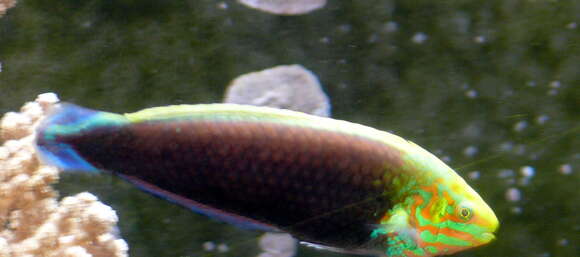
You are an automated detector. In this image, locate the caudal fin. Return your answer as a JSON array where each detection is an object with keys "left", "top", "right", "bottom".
[{"left": 35, "top": 103, "right": 127, "bottom": 173}]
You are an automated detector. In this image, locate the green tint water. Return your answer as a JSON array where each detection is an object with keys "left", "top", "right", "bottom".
[{"left": 1, "top": 1, "right": 578, "bottom": 257}]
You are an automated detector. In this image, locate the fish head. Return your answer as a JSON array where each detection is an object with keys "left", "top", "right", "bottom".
[
  {"left": 374, "top": 146, "right": 499, "bottom": 257},
  {"left": 401, "top": 175, "right": 499, "bottom": 257}
]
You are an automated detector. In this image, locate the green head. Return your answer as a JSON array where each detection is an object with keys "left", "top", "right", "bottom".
[{"left": 371, "top": 143, "right": 499, "bottom": 257}]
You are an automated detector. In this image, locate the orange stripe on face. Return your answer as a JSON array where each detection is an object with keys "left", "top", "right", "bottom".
[
  {"left": 417, "top": 224, "right": 481, "bottom": 247},
  {"left": 436, "top": 227, "right": 480, "bottom": 244},
  {"left": 445, "top": 213, "right": 465, "bottom": 223},
  {"left": 419, "top": 183, "right": 463, "bottom": 224},
  {"left": 416, "top": 224, "right": 439, "bottom": 236},
  {"left": 442, "top": 190, "right": 455, "bottom": 206},
  {"left": 419, "top": 185, "right": 439, "bottom": 220},
  {"left": 409, "top": 193, "right": 426, "bottom": 229}
]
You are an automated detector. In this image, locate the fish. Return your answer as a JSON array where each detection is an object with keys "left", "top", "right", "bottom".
[{"left": 35, "top": 103, "right": 499, "bottom": 257}]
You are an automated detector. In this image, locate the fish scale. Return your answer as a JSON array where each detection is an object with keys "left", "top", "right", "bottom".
[{"left": 58, "top": 119, "right": 392, "bottom": 247}]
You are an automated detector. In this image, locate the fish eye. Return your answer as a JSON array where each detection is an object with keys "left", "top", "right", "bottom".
[{"left": 458, "top": 206, "right": 473, "bottom": 221}]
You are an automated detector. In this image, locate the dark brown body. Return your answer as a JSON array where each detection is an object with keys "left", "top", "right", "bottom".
[{"left": 61, "top": 120, "right": 402, "bottom": 249}]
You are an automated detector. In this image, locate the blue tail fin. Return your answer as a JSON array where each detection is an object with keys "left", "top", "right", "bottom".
[{"left": 35, "top": 103, "right": 128, "bottom": 173}]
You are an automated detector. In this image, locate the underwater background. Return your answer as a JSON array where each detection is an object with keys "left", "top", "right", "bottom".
[{"left": 0, "top": 1, "right": 578, "bottom": 257}]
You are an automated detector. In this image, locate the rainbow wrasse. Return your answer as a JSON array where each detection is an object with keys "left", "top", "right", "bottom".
[{"left": 35, "top": 103, "right": 499, "bottom": 257}]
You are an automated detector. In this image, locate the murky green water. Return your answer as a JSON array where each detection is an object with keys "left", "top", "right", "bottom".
[{"left": 1, "top": 1, "right": 578, "bottom": 257}]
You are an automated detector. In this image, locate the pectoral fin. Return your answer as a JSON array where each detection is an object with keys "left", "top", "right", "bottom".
[{"left": 370, "top": 205, "right": 419, "bottom": 257}]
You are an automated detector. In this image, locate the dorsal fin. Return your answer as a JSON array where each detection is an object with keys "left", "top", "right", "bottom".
[
  {"left": 124, "top": 104, "right": 316, "bottom": 123},
  {"left": 123, "top": 104, "right": 415, "bottom": 156}
]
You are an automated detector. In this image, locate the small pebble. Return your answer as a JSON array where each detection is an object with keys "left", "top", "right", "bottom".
[
  {"left": 463, "top": 145, "right": 478, "bottom": 157},
  {"left": 514, "top": 144, "right": 527, "bottom": 155},
  {"left": 499, "top": 141, "right": 514, "bottom": 151},
  {"left": 411, "top": 32, "right": 428, "bottom": 44},
  {"left": 559, "top": 164, "right": 572, "bottom": 175},
  {"left": 536, "top": 115, "right": 549, "bottom": 124},
  {"left": 498, "top": 169, "right": 515, "bottom": 178},
  {"left": 557, "top": 238, "right": 568, "bottom": 246},
  {"left": 518, "top": 177, "right": 531, "bottom": 186},
  {"left": 338, "top": 24, "right": 352, "bottom": 33},
  {"left": 465, "top": 89, "right": 478, "bottom": 98},
  {"left": 81, "top": 21, "right": 92, "bottom": 28},
  {"left": 468, "top": 171, "right": 480, "bottom": 180},
  {"left": 217, "top": 2, "right": 228, "bottom": 9},
  {"left": 513, "top": 121, "right": 528, "bottom": 132},
  {"left": 202, "top": 241, "right": 216, "bottom": 251},
  {"left": 383, "top": 21, "right": 398, "bottom": 32},
  {"left": 441, "top": 156, "right": 451, "bottom": 163},
  {"left": 368, "top": 33, "right": 379, "bottom": 43},
  {"left": 506, "top": 187, "right": 521, "bottom": 202},
  {"left": 474, "top": 35, "right": 486, "bottom": 43},
  {"left": 520, "top": 166, "right": 535, "bottom": 178},
  {"left": 258, "top": 232, "right": 297, "bottom": 257},
  {"left": 217, "top": 243, "right": 229, "bottom": 253},
  {"left": 510, "top": 206, "right": 522, "bottom": 214}
]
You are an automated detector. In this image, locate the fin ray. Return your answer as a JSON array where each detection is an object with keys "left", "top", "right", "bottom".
[{"left": 35, "top": 103, "right": 126, "bottom": 173}]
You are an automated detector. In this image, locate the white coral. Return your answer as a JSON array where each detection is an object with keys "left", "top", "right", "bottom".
[{"left": 0, "top": 93, "right": 128, "bottom": 257}]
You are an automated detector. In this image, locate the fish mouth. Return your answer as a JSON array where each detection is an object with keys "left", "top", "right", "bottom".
[{"left": 480, "top": 232, "right": 496, "bottom": 244}]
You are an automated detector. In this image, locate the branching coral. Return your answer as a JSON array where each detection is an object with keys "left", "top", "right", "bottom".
[
  {"left": 0, "top": 0, "right": 16, "bottom": 17},
  {"left": 0, "top": 93, "right": 128, "bottom": 257}
]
